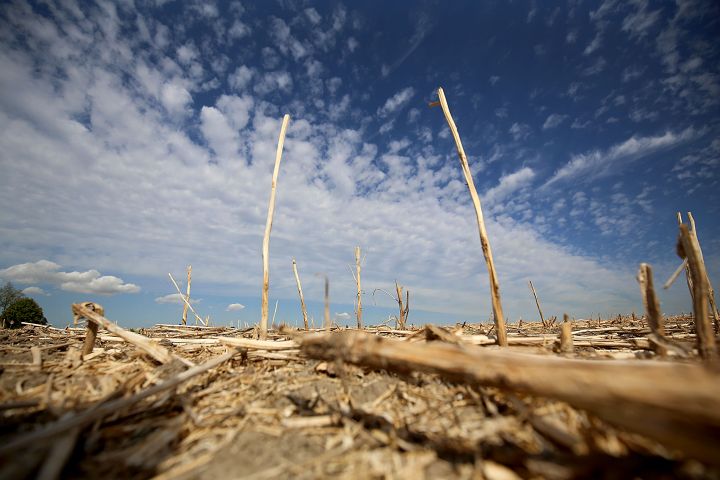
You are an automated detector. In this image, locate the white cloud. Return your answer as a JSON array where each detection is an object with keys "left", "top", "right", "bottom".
[
  {"left": 253, "top": 71, "right": 293, "bottom": 95},
  {"left": 542, "top": 113, "right": 567, "bottom": 130},
  {"left": 583, "top": 32, "right": 602, "bottom": 55},
  {"left": 484, "top": 167, "right": 536, "bottom": 206},
  {"left": 228, "top": 65, "right": 254, "bottom": 91},
  {"left": 378, "top": 87, "right": 415, "bottom": 117},
  {"left": 347, "top": 37, "right": 359, "bottom": 52},
  {"left": 544, "top": 128, "right": 696, "bottom": 187},
  {"left": 622, "top": 0, "right": 661, "bottom": 38},
  {"left": 0, "top": 260, "right": 140, "bottom": 295},
  {"left": 200, "top": 106, "right": 239, "bottom": 158},
  {"left": 509, "top": 122, "right": 532, "bottom": 141},
  {"left": 226, "top": 303, "right": 245, "bottom": 311},
  {"left": 305, "top": 8, "right": 321, "bottom": 25},
  {"left": 22, "top": 286, "right": 48, "bottom": 296},
  {"left": 160, "top": 81, "right": 192, "bottom": 117},
  {"left": 229, "top": 20, "right": 251, "bottom": 40},
  {"left": 155, "top": 293, "right": 199, "bottom": 304}
]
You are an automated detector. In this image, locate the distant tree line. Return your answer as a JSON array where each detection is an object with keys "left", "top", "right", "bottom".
[{"left": 0, "top": 282, "right": 47, "bottom": 328}]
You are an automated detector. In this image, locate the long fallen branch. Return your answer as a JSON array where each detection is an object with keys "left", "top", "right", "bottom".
[
  {"left": 72, "top": 303, "right": 183, "bottom": 365},
  {"left": 0, "top": 349, "right": 239, "bottom": 455},
  {"left": 300, "top": 331, "right": 720, "bottom": 465}
]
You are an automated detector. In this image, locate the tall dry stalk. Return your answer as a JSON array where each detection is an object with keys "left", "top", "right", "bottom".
[
  {"left": 292, "top": 258, "right": 309, "bottom": 330},
  {"left": 395, "top": 281, "right": 410, "bottom": 329},
  {"left": 678, "top": 223, "right": 716, "bottom": 360},
  {"left": 182, "top": 265, "right": 192, "bottom": 326},
  {"left": 637, "top": 263, "right": 667, "bottom": 357},
  {"left": 324, "top": 275, "right": 330, "bottom": 329},
  {"left": 677, "top": 212, "right": 695, "bottom": 302},
  {"left": 435, "top": 88, "right": 507, "bottom": 346},
  {"left": 528, "top": 280, "right": 546, "bottom": 328},
  {"left": 687, "top": 212, "right": 720, "bottom": 333},
  {"left": 355, "top": 246, "right": 362, "bottom": 329},
  {"left": 260, "top": 114, "right": 290, "bottom": 339},
  {"left": 168, "top": 273, "right": 206, "bottom": 326}
]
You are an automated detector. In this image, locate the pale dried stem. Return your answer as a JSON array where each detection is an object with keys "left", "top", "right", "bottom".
[
  {"left": 324, "top": 275, "right": 330, "bottom": 329},
  {"left": 637, "top": 264, "right": 667, "bottom": 356},
  {"left": 688, "top": 212, "right": 720, "bottom": 333},
  {"left": 261, "top": 114, "right": 290, "bottom": 340},
  {"left": 292, "top": 258, "right": 309, "bottom": 330},
  {"left": 559, "top": 314, "right": 573, "bottom": 353},
  {"left": 677, "top": 212, "right": 695, "bottom": 302},
  {"left": 182, "top": 265, "right": 192, "bottom": 326},
  {"left": 678, "top": 224, "right": 716, "bottom": 360},
  {"left": 355, "top": 246, "right": 362, "bottom": 329},
  {"left": 528, "top": 280, "right": 546, "bottom": 328},
  {"left": 72, "top": 303, "right": 180, "bottom": 365},
  {"left": 436, "top": 87, "right": 506, "bottom": 346},
  {"left": 168, "top": 273, "right": 206, "bottom": 326}
]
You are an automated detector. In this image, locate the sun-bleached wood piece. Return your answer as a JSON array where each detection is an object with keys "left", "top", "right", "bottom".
[
  {"left": 182, "top": 265, "right": 192, "bottom": 326},
  {"left": 435, "top": 87, "right": 507, "bottom": 346},
  {"left": 261, "top": 114, "right": 290, "bottom": 340},
  {"left": 528, "top": 281, "right": 546, "bottom": 328},
  {"left": 677, "top": 212, "right": 695, "bottom": 302},
  {"left": 301, "top": 330, "right": 720, "bottom": 465},
  {"left": 678, "top": 224, "right": 716, "bottom": 360},
  {"left": 79, "top": 302, "right": 104, "bottom": 356},
  {"left": 558, "top": 314, "right": 573, "bottom": 353},
  {"left": 637, "top": 263, "right": 667, "bottom": 356},
  {"left": 687, "top": 212, "right": 720, "bottom": 333},
  {"left": 72, "top": 303, "right": 176, "bottom": 365},
  {"left": 168, "top": 273, "right": 207, "bottom": 326},
  {"left": 292, "top": 258, "right": 309, "bottom": 330}
]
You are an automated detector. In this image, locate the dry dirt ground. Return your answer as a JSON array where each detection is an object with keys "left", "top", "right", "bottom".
[{"left": 0, "top": 317, "right": 718, "bottom": 479}]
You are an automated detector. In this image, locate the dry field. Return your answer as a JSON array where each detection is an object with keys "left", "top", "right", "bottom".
[{"left": 0, "top": 309, "right": 719, "bottom": 479}]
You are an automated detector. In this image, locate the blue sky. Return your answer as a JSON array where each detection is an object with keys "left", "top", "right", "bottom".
[{"left": 0, "top": 0, "right": 718, "bottom": 328}]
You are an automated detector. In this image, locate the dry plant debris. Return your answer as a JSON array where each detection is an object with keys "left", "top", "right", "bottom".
[{"left": 0, "top": 313, "right": 719, "bottom": 479}]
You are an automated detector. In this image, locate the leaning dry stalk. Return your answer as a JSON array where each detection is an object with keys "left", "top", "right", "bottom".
[
  {"left": 182, "top": 265, "right": 192, "bottom": 326},
  {"left": 355, "top": 247, "right": 363, "bottom": 328},
  {"left": 261, "top": 114, "right": 290, "bottom": 339},
  {"left": 677, "top": 212, "right": 695, "bottom": 302},
  {"left": 687, "top": 212, "right": 720, "bottom": 333},
  {"left": 678, "top": 224, "right": 716, "bottom": 360},
  {"left": 395, "top": 281, "right": 409, "bottom": 330},
  {"left": 292, "top": 258, "right": 309, "bottom": 330},
  {"left": 637, "top": 263, "right": 667, "bottom": 357},
  {"left": 435, "top": 87, "right": 507, "bottom": 346},
  {"left": 528, "top": 280, "right": 546, "bottom": 328},
  {"left": 168, "top": 273, "right": 206, "bottom": 326},
  {"left": 79, "top": 302, "right": 104, "bottom": 356}
]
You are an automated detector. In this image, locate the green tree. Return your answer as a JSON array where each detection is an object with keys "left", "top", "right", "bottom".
[
  {"left": 0, "top": 281, "right": 25, "bottom": 314},
  {"left": 1, "top": 298, "right": 47, "bottom": 328}
]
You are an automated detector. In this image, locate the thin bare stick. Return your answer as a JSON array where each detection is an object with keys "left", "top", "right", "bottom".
[
  {"left": 168, "top": 273, "right": 206, "bottom": 326},
  {"left": 355, "top": 246, "right": 363, "bottom": 329},
  {"left": 637, "top": 264, "right": 667, "bottom": 356},
  {"left": 292, "top": 258, "right": 309, "bottom": 330},
  {"left": 72, "top": 303, "right": 178, "bottom": 365},
  {"left": 301, "top": 330, "right": 720, "bottom": 466},
  {"left": 395, "top": 281, "right": 408, "bottom": 330},
  {"left": 182, "top": 265, "right": 192, "bottom": 326},
  {"left": 688, "top": 212, "right": 720, "bottom": 333},
  {"left": 528, "top": 280, "right": 546, "bottom": 328},
  {"left": 261, "top": 114, "right": 290, "bottom": 340},
  {"left": 678, "top": 224, "right": 716, "bottom": 360},
  {"left": 324, "top": 275, "right": 330, "bottom": 329},
  {"left": 677, "top": 212, "right": 695, "bottom": 302},
  {"left": 663, "top": 259, "right": 688, "bottom": 289},
  {"left": 435, "top": 87, "right": 506, "bottom": 346},
  {"left": 271, "top": 299, "right": 279, "bottom": 330}
]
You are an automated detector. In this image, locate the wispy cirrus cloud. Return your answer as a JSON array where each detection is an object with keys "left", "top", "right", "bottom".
[{"left": 543, "top": 128, "right": 696, "bottom": 188}]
